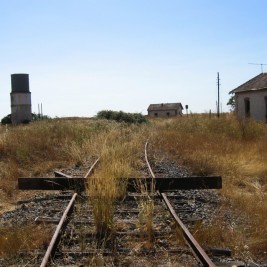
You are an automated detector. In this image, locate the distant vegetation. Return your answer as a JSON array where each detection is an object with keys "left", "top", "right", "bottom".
[
  {"left": 96, "top": 110, "right": 147, "bottom": 124},
  {"left": 1, "top": 113, "right": 51, "bottom": 125}
]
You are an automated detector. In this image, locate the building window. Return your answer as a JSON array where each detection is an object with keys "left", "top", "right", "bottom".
[
  {"left": 154, "top": 113, "right": 158, "bottom": 117},
  {"left": 244, "top": 98, "right": 250, "bottom": 118},
  {"left": 167, "top": 112, "right": 170, "bottom": 116}
]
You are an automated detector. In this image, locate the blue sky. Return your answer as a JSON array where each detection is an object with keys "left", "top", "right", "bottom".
[{"left": 1, "top": 0, "right": 267, "bottom": 118}]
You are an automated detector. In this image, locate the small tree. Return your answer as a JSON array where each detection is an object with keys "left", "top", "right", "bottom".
[{"left": 227, "top": 94, "right": 236, "bottom": 111}]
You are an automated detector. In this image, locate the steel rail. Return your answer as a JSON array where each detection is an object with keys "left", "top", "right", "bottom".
[
  {"left": 161, "top": 193, "right": 216, "bottom": 267},
  {"left": 84, "top": 157, "right": 100, "bottom": 178},
  {"left": 145, "top": 140, "right": 155, "bottom": 179},
  {"left": 54, "top": 171, "right": 72, "bottom": 178},
  {"left": 145, "top": 140, "right": 157, "bottom": 193},
  {"left": 40, "top": 158, "right": 100, "bottom": 266},
  {"left": 40, "top": 193, "right": 77, "bottom": 267},
  {"left": 144, "top": 140, "right": 216, "bottom": 267}
]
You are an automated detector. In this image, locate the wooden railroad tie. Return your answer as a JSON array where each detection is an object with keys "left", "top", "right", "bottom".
[{"left": 18, "top": 176, "right": 222, "bottom": 191}]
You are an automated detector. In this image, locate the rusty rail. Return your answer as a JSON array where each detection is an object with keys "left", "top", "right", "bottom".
[
  {"left": 40, "top": 193, "right": 77, "bottom": 267},
  {"left": 144, "top": 140, "right": 217, "bottom": 267},
  {"left": 84, "top": 157, "right": 100, "bottom": 178},
  {"left": 40, "top": 158, "right": 100, "bottom": 267},
  {"left": 54, "top": 171, "right": 72, "bottom": 178},
  {"left": 145, "top": 140, "right": 155, "bottom": 179},
  {"left": 161, "top": 193, "right": 216, "bottom": 267}
]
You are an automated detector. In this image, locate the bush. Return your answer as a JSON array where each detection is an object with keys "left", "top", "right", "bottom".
[
  {"left": 96, "top": 110, "right": 147, "bottom": 124},
  {"left": 32, "top": 113, "right": 51, "bottom": 121},
  {"left": 1, "top": 113, "right": 51, "bottom": 125},
  {"left": 1, "top": 114, "right": 11, "bottom": 125}
]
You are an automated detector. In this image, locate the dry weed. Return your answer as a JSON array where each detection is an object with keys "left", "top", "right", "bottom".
[
  {"left": 0, "top": 225, "right": 52, "bottom": 258},
  {"left": 150, "top": 114, "right": 267, "bottom": 259}
]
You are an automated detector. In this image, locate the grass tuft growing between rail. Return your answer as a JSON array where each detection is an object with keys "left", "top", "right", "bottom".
[{"left": 86, "top": 124, "right": 147, "bottom": 234}]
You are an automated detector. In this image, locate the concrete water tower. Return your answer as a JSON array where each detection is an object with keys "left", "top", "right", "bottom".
[{"left": 10, "top": 73, "right": 32, "bottom": 124}]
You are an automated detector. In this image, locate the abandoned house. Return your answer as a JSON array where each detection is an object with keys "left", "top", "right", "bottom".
[
  {"left": 230, "top": 73, "right": 267, "bottom": 122},
  {"left": 147, "top": 103, "right": 183, "bottom": 117}
]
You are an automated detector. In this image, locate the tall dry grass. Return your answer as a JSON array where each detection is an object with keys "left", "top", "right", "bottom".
[
  {"left": 0, "top": 119, "right": 149, "bottom": 260},
  {"left": 0, "top": 225, "right": 52, "bottom": 259},
  {"left": 149, "top": 114, "right": 267, "bottom": 259},
  {"left": 0, "top": 119, "right": 98, "bottom": 197},
  {"left": 85, "top": 123, "right": 148, "bottom": 233},
  {"left": 0, "top": 114, "right": 266, "bottom": 259}
]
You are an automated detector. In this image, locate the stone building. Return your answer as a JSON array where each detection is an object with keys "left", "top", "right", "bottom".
[
  {"left": 230, "top": 73, "right": 267, "bottom": 122},
  {"left": 147, "top": 103, "right": 183, "bottom": 117}
]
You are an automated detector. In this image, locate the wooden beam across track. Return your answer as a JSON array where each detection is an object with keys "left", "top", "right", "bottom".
[
  {"left": 18, "top": 176, "right": 222, "bottom": 191},
  {"left": 18, "top": 177, "right": 85, "bottom": 191}
]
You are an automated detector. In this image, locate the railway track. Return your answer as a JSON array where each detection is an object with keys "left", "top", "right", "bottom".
[
  {"left": 0, "top": 143, "right": 255, "bottom": 266},
  {"left": 144, "top": 141, "right": 215, "bottom": 267}
]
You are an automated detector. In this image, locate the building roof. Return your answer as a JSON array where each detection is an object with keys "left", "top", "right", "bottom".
[
  {"left": 147, "top": 103, "right": 183, "bottom": 111},
  {"left": 230, "top": 73, "right": 267, "bottom": 94}
]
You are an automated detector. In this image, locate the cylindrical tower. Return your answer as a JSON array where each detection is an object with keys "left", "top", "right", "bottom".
[{"left": 10, "top": 73, "right": 32, "bottom": 124}]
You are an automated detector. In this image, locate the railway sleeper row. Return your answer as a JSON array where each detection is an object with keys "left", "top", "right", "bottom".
[
  {"left": 13, "top": 191, "right": 246, "bottom": 267},
  {"left": 0, "top": 182, "right": 248, "bottom": 266},
  {"left": 10, "top": 185, "right": 241, "bottom": 266},
  {"left": 48, "top": 195, "right": 200, "bottom": 266}
]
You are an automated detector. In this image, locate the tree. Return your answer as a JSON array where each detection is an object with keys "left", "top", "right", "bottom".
[{"left": 227, "top": 94, "right": 236, "bottom": 111}]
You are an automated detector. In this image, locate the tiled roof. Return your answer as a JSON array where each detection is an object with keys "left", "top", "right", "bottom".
[
  {"left": 230, "top": 73, "right": 267, "bottom": 94},
  {"left": 147, "top": 103, "right": 183, "bottom": 111}
]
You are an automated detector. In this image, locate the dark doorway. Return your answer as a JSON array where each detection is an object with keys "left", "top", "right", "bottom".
[{"left": 244, "top": 98, "right": 250, "bottom": 118}]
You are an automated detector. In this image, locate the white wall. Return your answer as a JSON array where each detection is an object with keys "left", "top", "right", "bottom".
[{"left": 236, "top": 89, "right": 267, "bottom": 122}]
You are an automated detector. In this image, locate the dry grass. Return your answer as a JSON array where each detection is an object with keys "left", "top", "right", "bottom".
[
  {"left": 0, "top": 119, "right": 150, "bottom": 259},
  {"left": 149, "top": 114, "right": 267, "bottom": 259},
  {"left": 0, "top": 119, "right": 103, "bottom": 197},
  {"left": 0, "top": 114, "right": 267, "bottom": 260},
  {"left": 0, "top": 225, "right": 52, "bottom": 258},
  {"left": 85, "top": 123, "right": 148, "bottom": 233},
  {"left": 137, "top": 198, "right": 154, "bottom": 247}
]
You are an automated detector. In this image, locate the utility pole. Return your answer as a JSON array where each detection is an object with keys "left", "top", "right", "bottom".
[
  {"left": 185, "top": 105, "right": 188, "bottom": 117},
  {"left": 41, "top": 103, "right": 43, "bottom": 119},
  {"left": 217, "top": 72, "right": 220, "bottom": 118}
]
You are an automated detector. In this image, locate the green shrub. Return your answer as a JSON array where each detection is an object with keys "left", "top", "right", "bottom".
[
  {"left": 1, "top": 113, "right": 51, "bottom": 125},
  {"left": 96, "top": 110, "right": 147, "bottom": 124},
  {"left": 32, "top": 113, "right": 51, "bottom": 121},
  {"left": 1, "top": 114, "right": 11, "bottom": 125}
]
